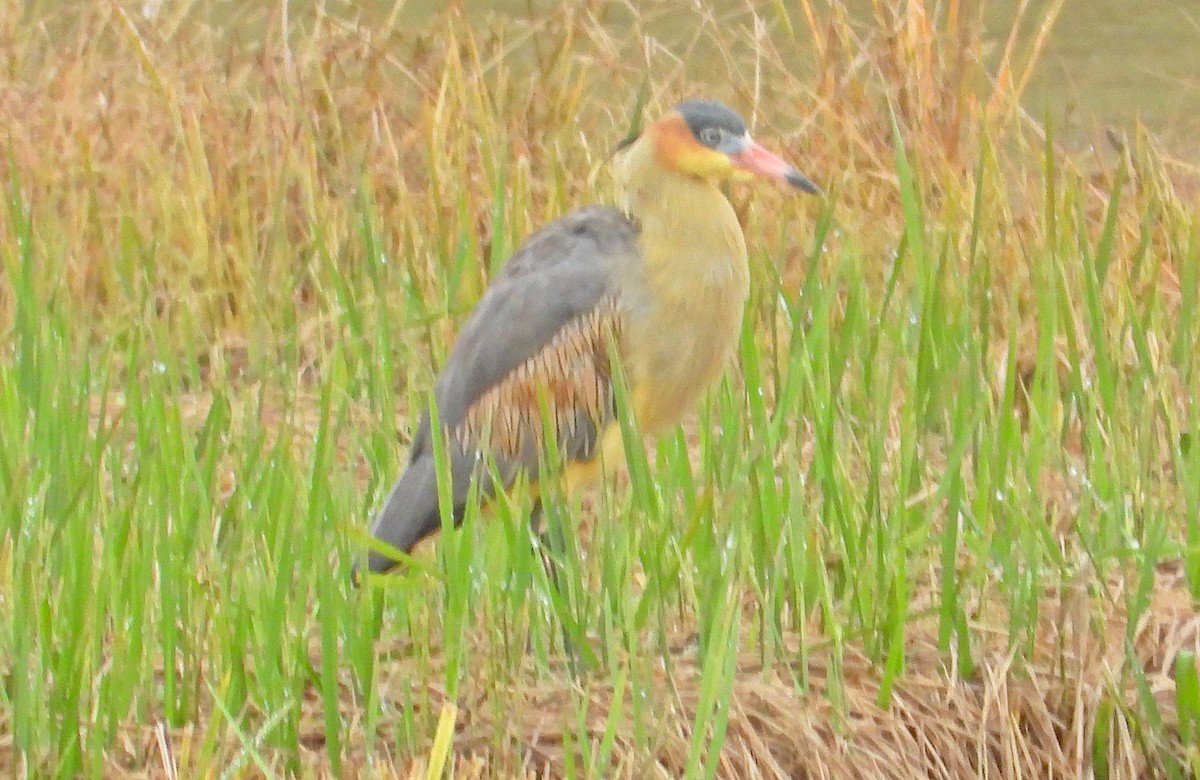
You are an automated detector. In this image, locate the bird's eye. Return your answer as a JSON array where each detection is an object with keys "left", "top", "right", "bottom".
[{"left": 699, "top": 127, "right": 723, "bottom": 147}]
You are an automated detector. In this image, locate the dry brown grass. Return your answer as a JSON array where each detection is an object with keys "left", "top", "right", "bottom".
[
  {"left": 62, "top": 565, "right": 1197, "bottom": 778},
  {"left": 3, "top": 0, "right": 1190, "bottom": 346}
]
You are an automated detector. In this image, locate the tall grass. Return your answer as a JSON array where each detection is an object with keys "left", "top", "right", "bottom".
[{"left": 0, "top": 0, "right": 1197, "bottom": 776}]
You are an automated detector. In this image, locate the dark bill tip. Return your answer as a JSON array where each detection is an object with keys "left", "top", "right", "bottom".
[{"left": 785, "top": 169, "right": 822, "bottom": 195}]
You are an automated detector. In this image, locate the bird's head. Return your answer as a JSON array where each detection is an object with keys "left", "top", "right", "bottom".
[{"left": 637, "top": 99, "right": 820, "bottom": 194}]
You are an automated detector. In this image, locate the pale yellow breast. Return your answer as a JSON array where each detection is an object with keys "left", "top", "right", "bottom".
[{"left": 618, "top": 178, "right": 750, "bottom": 434}]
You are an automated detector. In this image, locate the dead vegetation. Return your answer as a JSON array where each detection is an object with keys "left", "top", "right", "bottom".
[{"left": 65, "top": 565, "right": 1197, "bottom": 778}]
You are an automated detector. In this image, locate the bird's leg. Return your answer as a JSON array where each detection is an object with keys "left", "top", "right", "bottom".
[
  {"left": 529, "top": 499, "right": 593, "bottom": 675},
  {"left": 528, "top": 500, "right": 570, "bottom": 646},
  {"left": 528, "top": 499, "right": 556, "bottom": 587}
]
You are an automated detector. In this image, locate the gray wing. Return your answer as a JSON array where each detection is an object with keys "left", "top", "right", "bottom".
[
  {"left": 428, "top": 205, "right": 637, "bottom": 444},
  {"left": 360, "top": 206, "right": 639, "bottom": 573}
]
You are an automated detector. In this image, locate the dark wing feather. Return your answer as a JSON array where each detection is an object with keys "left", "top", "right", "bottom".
[
  {"left": 426, "top": 205, "right": 636, "bottom": 438},
  {"left": 360, "top": 206, "right": 639, "bottom": 574}
]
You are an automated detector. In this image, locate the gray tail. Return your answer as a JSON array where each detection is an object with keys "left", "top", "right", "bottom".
[{"left": 356, "top": 456, "right": 446, "bottom": 577}]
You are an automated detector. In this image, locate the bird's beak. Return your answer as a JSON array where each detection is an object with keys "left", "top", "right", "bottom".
[{"left": 729, "top": 138, "right": 821, "bottom": 194}]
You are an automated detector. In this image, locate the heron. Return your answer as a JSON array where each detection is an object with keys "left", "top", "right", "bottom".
[{"left": 356, "top": 98, "right": 819, "bottom": 578}]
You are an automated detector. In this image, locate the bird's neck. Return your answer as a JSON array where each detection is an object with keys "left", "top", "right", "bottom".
[
  {"left": 610, "top": 137, "right": 753, "bottom": 434},
  {"left": 614, "top": 137, "right": 749, "bottom": 284}
]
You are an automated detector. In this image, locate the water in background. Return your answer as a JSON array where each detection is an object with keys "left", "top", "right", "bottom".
[{"left": 188, "top": 0, "right": 1200, "bottom": 154}]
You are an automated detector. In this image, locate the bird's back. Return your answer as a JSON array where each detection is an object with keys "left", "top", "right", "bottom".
[
  {"left": 424, "top": 205, "right": 639, "bottom": 447},
  {"left": 362, "top": 206, "right": 640, "bottom": 572}
]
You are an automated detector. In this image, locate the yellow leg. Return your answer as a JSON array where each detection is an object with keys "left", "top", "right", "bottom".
[{"left": 561, "top": 423, "right": 627, "bottom": 496}]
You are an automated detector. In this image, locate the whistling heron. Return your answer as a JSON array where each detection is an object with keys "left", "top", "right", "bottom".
[{"left": 357, "top": 99, "right": 819, "bottom": 577}]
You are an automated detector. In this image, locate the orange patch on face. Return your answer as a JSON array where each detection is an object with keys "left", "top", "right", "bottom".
[{"left": 648, "top": 112, "right": 733, "bottom": 180}]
